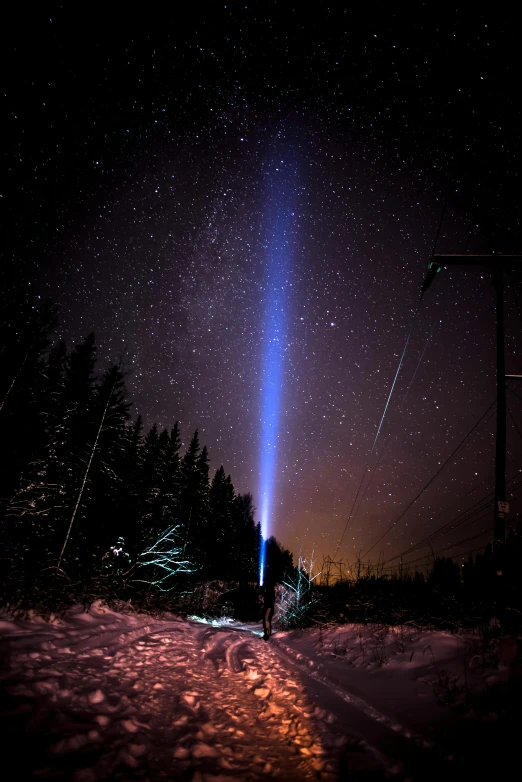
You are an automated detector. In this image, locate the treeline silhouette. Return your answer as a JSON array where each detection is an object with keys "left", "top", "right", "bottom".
[
  {"left": 282, "top": 533, "right": 522, "bottom": 632},
  {"left": 0, "top": 299, "right": 292, "bottom": 613},
  {"left": 3, "top": 298, "right": 521, "bottom": 628}
]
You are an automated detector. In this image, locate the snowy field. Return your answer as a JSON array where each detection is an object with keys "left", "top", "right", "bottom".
[{"left": 0, "top": 603, "right": 520, "bottom": 781}]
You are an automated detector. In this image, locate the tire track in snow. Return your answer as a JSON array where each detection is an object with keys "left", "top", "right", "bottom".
[
  {"left": 1, "top": 613, "right": 413, "bottom": 780},
  {"left": 225, "top": 638, "right": 250, "bottom": 673}
]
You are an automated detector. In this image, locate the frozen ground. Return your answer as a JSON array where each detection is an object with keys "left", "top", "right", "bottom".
[{"left": 0, "top": 603, "right": 520, "bottom": 781}]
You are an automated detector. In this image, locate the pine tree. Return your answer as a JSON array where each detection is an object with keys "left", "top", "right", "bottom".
[
  {"left": 0, "top": 314, "right": 294, "bottom": 604},
  {"left": 165, "top": 423, "right": 182, "bottom": 498},
  {"left": 208, "top": 466, "right": 235, "bottom": 577},
  {"left": 118, "top": 415, "right": 144, "bottom": 555},
  {"left": 5, "top": 333, "right": 98, "bottom": 573},
  {"left": 52, "top": 334, "right": 98, "bottom": 571},
  {"left": 81, "top": 364, "right": 132, "bottom": 562},
  {"left": 178, "top": 430, "right": 200, "bottom": 544},
  {"left": 57, "top": 361, "right": 131, "bottom": 571},
  {"left": 152, "top": 425, "right": 182, "bottom": 536},
  {"left": 0, "top": 298, "right": 57, "bottom": 503},
  {"left": 136, "top": 424, "right": 162, "bottom": 549},
  {"left": 232, "top": 493, "right": 259, "bottom": 580},
  {"left": 195, "top": 444, "right": 210, "bottom": 537}
]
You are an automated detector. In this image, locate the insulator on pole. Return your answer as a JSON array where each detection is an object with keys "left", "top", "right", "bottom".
[{"left": 420, "top": 261, "right": 442, "bottom": 301}]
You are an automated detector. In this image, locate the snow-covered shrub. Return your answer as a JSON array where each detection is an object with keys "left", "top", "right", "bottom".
[
  {"left": 278, "top": 558, "right": 321, "bottom": 630},
  {"left": 130, "top": 525, "right": 194, "bottom": 591}
]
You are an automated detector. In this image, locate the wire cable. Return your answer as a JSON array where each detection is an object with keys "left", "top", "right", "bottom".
[
  {"left": 334, "top": 310, "right": 419, "bottom": 557},
  {"left": 382, "top": 539, "right": 491, "bottom": 573},
  {"left": 335, "top": 193, "right": 457, "bottom": 560},
  {"left": 383, "top": 463, "right": 522, "bottom": 567},
  {"left": 362, "top": 351, "right": 522, "bottom": 563},
  {"left": 360, "top": 400, "right": 496, "bottom": 559},
  {"left": 508, "top": 403, "right": 522, "bottom": 443},
  {"left": 345, "top": 322, "right": 439, "bottom": 538}
]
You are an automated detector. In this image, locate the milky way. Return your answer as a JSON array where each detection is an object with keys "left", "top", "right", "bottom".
[{"left": 2, "top": 8, "right": 521, "bottom": 573}]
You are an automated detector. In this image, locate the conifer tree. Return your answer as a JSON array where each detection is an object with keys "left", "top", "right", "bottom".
[
  {"left": 178, "top": 433, "right": 211, "bottom": 569},
  {"left": 57, "top": 361, "right": 130, "bottom": 570},
  {"left": 0, "top": 313, "right": 294, "bottom": 602},
  {"left": 208, "top": 466, "right": 235, "bottom": 577},
  {"left": 195, "top": 444, "right": 210, "bottom": 534},
  {"left": 0, "top": 298, "right": 57, "bottom": 503},
  {"left": 118, "top": 415, "right": 144, "bottom": 554},
  {"left": 232, "top": 492, "right": 259, "bottom": 580},
  {"left": 178, "top": 430, "right": 200, "bottom": 544},
  {"left": 5, "top": 333, "right": 98, "bottom": 572},
  {"left": 53, "top": 334, "right": 98, "bottom": 571},
  {"left": 152, "top": 425, "right": 182, "bottom": 537},
  {"left": 83, "top": 364, "right": 132, "bottom": 560},
  {"left": 137, "top": 424, "right": 162, "bottom": 548}
]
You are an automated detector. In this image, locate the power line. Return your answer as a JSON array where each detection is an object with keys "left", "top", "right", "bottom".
[
  {"left": 335, "top": 319, "right": 440, "bottom": 555},
  {"left": 334, "top": 197, "right": 450, "bottom": 558},
  {"left": 357, "top": 389, "right": 522, "bottom": 572},
  {"left": 402, "top": 435, "right": 500, "bottom": 529},
  {"left": 406, "top": 528, "right": 493, "bottom": 563},
  {"left": 381, "top": 540, "right": 491, "bottom": 574},
  {"left": 361, "top": 400, "right": 496, "bottom": 559},
  {"left": 391, "top": 482, "right": 512, "bottom": 562},
  {"left": 379, "top": 404, "right": 522, "bottom": 565},
  {"left": 334, "top": 313, "right": 418, "bottom": 557},
  {"left": 387, "top": 463, "right": 499, "bottom": 560},
  {"left": 336, "top": 325, "right": 437, "bottom": 552},
  {"left": 397, "top": 498, "right": 493, "bottom": 558},
  {"left": 508, "top": 386, "right": 522, "bottom": 404},
  {"left": 384, "top": 469, "right": 522, "bottom": 566},
  {"left": 380, "top": 405, "right": 520, "bottom": 558},
  {"left": 361, "top": 358, "right": 522, "bottom": 562},
  {"left": 508, "top": 403, "right": 522, "bottom": 443},
  {"left": 404, "top": 322, "right": 437, "bottom": 399},
  {"left": 384, "top": 455, "right": 522, "bottom": 561},
  {"left": 380, "top": 527, "right": 495, "bottom": 572}
]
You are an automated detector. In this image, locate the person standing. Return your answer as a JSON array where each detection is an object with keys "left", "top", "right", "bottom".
[{"left": 262, "top": 579, "right": 276, "bottom": 641}]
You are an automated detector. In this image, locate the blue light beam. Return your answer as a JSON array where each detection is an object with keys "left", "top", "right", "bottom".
[{"left": 259, "top": 159, "right": 296, "bottom": 586}]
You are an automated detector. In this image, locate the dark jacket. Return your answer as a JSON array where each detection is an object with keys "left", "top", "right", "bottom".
[{"left": 263, "top": 583, "right": 276, "bottom": 610}]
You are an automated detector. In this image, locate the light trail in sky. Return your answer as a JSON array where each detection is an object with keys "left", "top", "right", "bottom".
[{"left": 258, "top": 156, "right": 297, "bottom": 585}]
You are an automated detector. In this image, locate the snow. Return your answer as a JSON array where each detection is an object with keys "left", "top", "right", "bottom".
[
  {"left": 0, "top": 603, "right": 520, "bottom": 779},
  {"left": 0, "top": 604, "right": 342, "bottom": 780}
]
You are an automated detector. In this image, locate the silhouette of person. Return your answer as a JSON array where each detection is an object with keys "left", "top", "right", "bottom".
[{"left": 262, "top": 579, "right": 276, "bottom": 641}]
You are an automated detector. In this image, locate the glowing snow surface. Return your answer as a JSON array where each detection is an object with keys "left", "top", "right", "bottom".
[
  {"left": 0, "top": 604, "right": 349, "bottom": 780},
  {"left": 0, "top": 604, "right": 518, "bottom": 780}
]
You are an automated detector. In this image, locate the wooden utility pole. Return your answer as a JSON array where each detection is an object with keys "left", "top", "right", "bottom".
[
  {"left": 493, "top": 265, "right": 507, "bottom": 544},
  {"left": 431, "top": 254, "right": 522, "bottom": 545}
]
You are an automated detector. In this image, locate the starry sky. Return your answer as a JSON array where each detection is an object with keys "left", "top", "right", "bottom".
[{"left": 2, "top": 6, "right": 521, "bottom": 573}]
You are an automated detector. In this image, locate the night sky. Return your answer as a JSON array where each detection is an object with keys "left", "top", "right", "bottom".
[{"left": 2, "top": 6, "right": 521, "bottom": 573}]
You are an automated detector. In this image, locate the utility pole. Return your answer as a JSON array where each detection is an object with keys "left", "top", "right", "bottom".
[
  {"left": 429, "top": 254, "right": 522, "bottom": 546},
  {"left": 321, "top": 555, "right": 344, "bottom": 586},
  {"left": 493, "top": 265, "right": 506, "bottom": 544}
]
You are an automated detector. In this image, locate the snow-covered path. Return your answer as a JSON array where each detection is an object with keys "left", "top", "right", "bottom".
[
  {"left": 0, "top": 605, "right": 380, "bottom": 781},
  {"left": 1, "top": 605, "right": 516, "bottom": 780}
]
